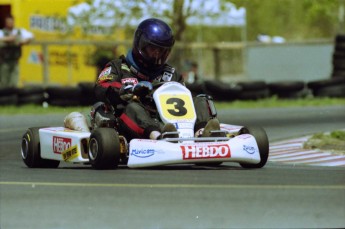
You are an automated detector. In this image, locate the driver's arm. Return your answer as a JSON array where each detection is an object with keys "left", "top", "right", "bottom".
[{"left": 94, "top": 61, "right": 123, "bottom": 105}]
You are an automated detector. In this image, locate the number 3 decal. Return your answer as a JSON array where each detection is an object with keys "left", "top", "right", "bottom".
[
  {"left": 166, "top": 98, "right": 187, "bottom": 116},
  {"left": 159, "top": 94, "right": 196, "bottom": 120}
]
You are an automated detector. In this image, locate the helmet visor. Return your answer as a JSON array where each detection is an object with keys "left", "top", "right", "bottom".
[{"left": 137, "top": 35, "right": 172, "bottom": 66}]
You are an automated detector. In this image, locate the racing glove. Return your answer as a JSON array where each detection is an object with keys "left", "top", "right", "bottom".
[
  {"left": 132, "top": 81, "right": 153, "bottom": 98},
  {"left": 119, "top": 83, "right": 134, "bottom": 101}
]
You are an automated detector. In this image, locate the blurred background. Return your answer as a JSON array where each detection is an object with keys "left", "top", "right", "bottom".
[{"left": 0, "top": 0, "right": 344, "bottom": 105}]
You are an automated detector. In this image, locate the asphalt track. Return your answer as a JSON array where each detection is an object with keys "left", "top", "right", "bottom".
[{"left": 0, "top": 106, "right": 344, "bottom": 229}]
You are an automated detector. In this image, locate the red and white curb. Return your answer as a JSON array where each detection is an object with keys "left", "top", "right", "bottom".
[{"left": 269, "top": 136, "right": 345, "bottom": 167}]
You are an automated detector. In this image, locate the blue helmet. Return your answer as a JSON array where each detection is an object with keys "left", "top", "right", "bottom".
[{"left": 132, "top": 18, "right": 175, "bottom": 71}]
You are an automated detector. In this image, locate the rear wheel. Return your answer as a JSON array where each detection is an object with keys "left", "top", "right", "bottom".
[
  {"left": 21, "top": 127, "right": 60, "bottom": 168},
  {"left": 239, "top": 126, "right": 269, "bottom": 169},
  {"left": 88, "top": 128, "right": 121, "bottom": 169}
]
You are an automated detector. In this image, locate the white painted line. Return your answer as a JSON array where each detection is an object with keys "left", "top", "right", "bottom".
[
  {"left": 270, "top": 154, "right": 330, "bottom": 162},
  {"left": 269, "top": 151, "right": 328, "bottom": 160},
  {"left": 0, "top": 181, "right": 344, "bottom": 190},
  {"left": 273, "top": 155, "right": 345, "bottom": 164},
  {"left": 272, "top": 137, "right": 309, "bottom": 145},
  {"left": 269, "top": 149, "right": 309, "bottom": 156},
  {"left": 269, "top": 135, "right": 345, "bottom": 167},
  {"left": 269, "top": 144, "right": 302, "bottom": 150},
  {"left": 292, "top": 155, "right": 345, "bottom": 163},
  {"left": 309, "top": 160, "right": 345, "bottom": 166}
]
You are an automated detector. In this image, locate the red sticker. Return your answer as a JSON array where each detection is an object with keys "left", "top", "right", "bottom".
[
  {"left": 121, "top": 78, "right": 138, "bottom": 85},
  {"left": 53, "top": 136, "right": 72, "bottom": 154},
  {"left": 181, "top": 144, "right": 231, "bottom": 160}
]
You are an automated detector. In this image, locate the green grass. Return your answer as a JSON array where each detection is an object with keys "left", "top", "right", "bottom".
[
  {"left": 0, "top": 104, "right": 90, "bottom": 115},
  {"left": 0, "top": 97, "right": 344, "bottom": 115},
  {"left": 215, "top": 97, "right": 345, "bottom": 109},
  {"left": 304, "top": 130, "right": 345, "bottom": 154}
]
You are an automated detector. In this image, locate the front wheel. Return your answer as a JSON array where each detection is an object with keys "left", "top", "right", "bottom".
[
  {"left": 239, "top": 126, "right": 269, "bottom": 169},
  {"left": 88, "top": 128, "right": 121, "bottom": 169},
  {"left": 21, "top": 127, "right": 60, "bottom": 168}
]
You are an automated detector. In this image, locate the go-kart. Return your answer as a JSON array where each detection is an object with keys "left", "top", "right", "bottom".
[{"left": 21, "top": 81, "right": 269, "bottom": 169}]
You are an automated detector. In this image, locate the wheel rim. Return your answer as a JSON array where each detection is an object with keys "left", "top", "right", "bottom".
[
  {"left": 89, "top": 138, "right": 99, "bottom": 160},
  {"left": 21, "top": 138, "right": 29, "bottom": 159}
]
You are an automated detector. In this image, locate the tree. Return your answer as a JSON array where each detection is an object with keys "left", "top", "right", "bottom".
[
  {"left": 67, "top": 0, "right": 245, "bottom": 42},
  {"left": 231, "top": 0, "right": 340, "bottom": 40}
]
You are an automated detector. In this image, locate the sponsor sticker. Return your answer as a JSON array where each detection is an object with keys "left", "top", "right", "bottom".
[
  {"left": 131, "top": 149, "right": 155, "bottom": 158},
  {"left": 181, "top": 144, "right": 231, "bottom": 160},
  {"left": 243, "top": 145, "right": 256, "bottom": 154},
  {"left": 98, "top": 66, "right": 111, "bottom": 78},
  {"left": 237, "top": 134, "right": 252, "bottom": 139},
  {"left": 53, "top": 136, "right": 72, "bottom": 154},
  {"left": 121, "top": 64, "right": 130, "bottom": 72},
  {"left": 62, "top": 145, "right": 79, "bottom": 161},
  {"left": 162, "top": 72, "right": 173, "bottom": 81},
  {"left": 176, "top": 122, "right": 194, "bottom": 129},
  {"left": 121, "top": 78, "right": 138, "bottom": 85},
  {"left": 98, "top": 75, "right": 113, "bottom": 82}
]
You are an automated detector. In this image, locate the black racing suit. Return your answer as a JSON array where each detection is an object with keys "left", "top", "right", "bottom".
[{"left": 94, "top": 55, "right": 212, "bottom": 140}]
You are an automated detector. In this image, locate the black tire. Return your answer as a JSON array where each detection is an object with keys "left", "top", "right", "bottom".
[
  {"left": 332, "top": 69, "right": 345, "bottom": 78},
  {"left": 268, "top": 81, "right": 307, "bottom": 99},
  {"left": 17, "top": 85, "right": 46, "bottom": 105},
  {"left": 46, "top": 86, "right": 81, "bottom": 99},
  {"left": 239, "top": 126, "right": 269, "bottom": 169},
  {"left": 78, "top": 82, "right": 97, "bottom": 106},
  {"left": 268, "top": 81, "right": 305, "bottom": 93},
  {"left": 333, "top": 58, "right": 345, "bottom": 70},
  {"left": 185, "top": 82, "right": 205, "bottom": 96},
  {"left": 237, "top": 88, "right": 270, "bottom": 100},
  {"left": 236, "top": 81, "right": 267, "bottom": 91},
  {"left": 88, "top": 128, "right": 121, "bottom": 169},
  {"left": 203, "top": 80, "right": 242, "bottom": 101},
  {"left": 234, "top": 81, "right": 269, "bottom": 100},
  {"left": 0, "top": 87, "right": 18, "bottom": 105},
  {"left": 18, "top": 93, "right": 46, "bottom": 105},
  {"left": 313, "top": 84, "right": 345, "bottom": 98},
  {"left": 0, "top": 87, "right": 17, "bottom": 96},
  {"left": 307, "top": 78, "right": 345, "bottom": 90},
  {"left": 21, "top": 127, "right": 60, "bottom": 168},
  {"left": 333, "top": 51, "right": 345, "bottom": 59},
  {"left": 48, "top": 99, "right": 82, "bottom": 107},
  {"left": 335, "top": 42, "right": 345, "bottom": 52},
  {"left": 274, "top": 88, "right": 311, "bottom": 99},
  {"left": 335, "top": 34, "right": 345, "bottom": 43},
  {"left": 46, "top": 86, "right": 82, "bottom": 106},
  {"left": 0, "top": 94, "right": 17, "bottom": 105},
  {"left": 18, "top": 85, "right": 45, "bottom": 96}
]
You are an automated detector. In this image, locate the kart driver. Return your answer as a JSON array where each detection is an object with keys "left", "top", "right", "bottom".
[{"left": 94, "top": 18, "right": 222, "bottom": 140}]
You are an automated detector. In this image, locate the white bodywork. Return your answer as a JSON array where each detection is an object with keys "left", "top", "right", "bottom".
[
  {"left": 36, "top": 82, "right": 263, "bottom": 168},
  {"left": 127, "top": 134, "right": 260, "bottom": 168},
  {"left": 39, "top": 127, "right": 90, "bottom": 163},
  {"left": 153, "top": 82, "right": 197, "bottom": 138},
  {"left": 128, "top": 82, "right": 260, "bottom": 168}
]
